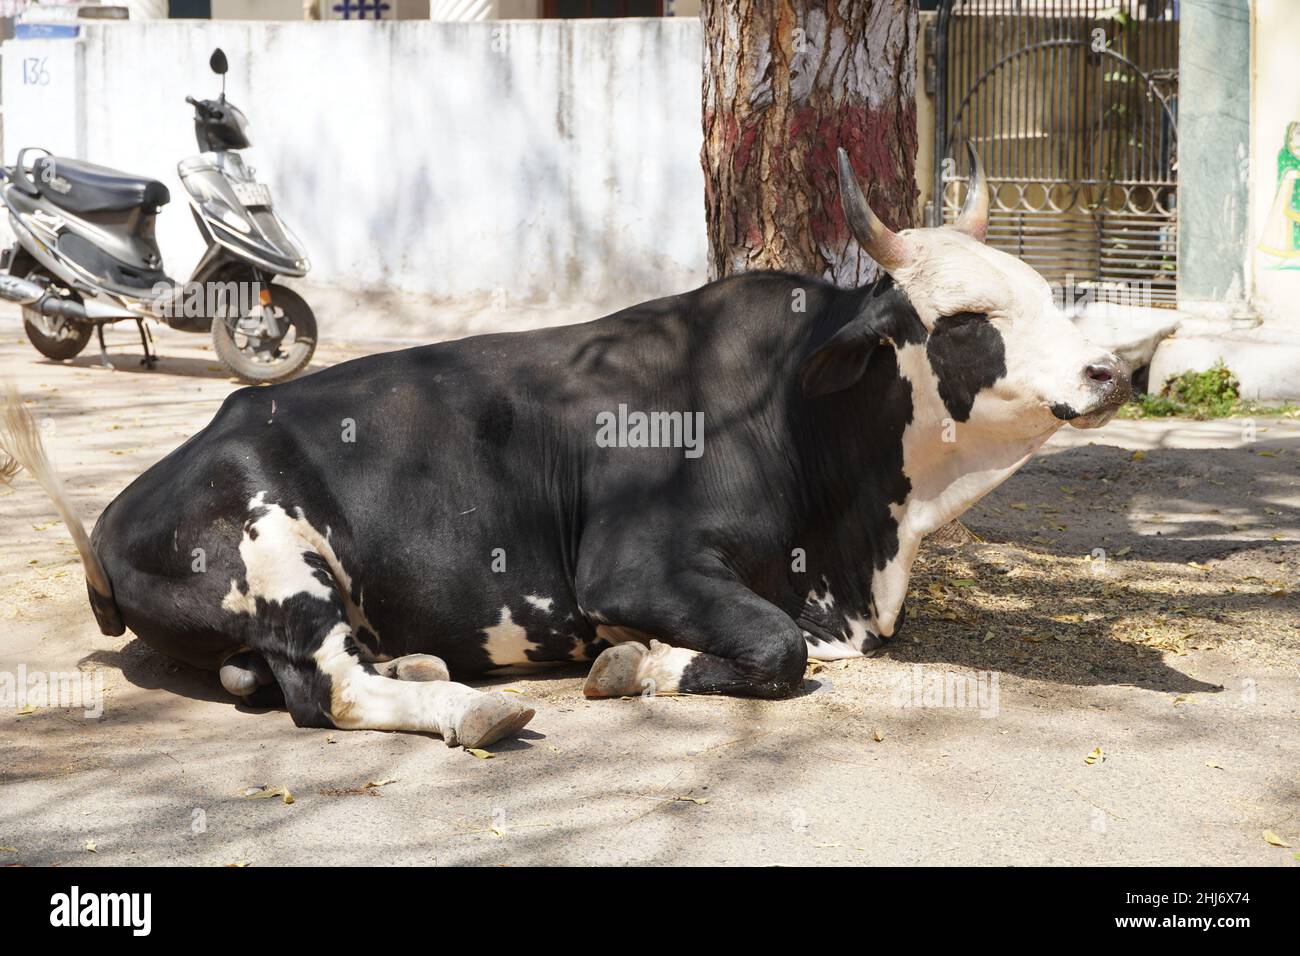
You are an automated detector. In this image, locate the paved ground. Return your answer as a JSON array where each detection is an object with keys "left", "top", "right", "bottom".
[{"left": 1, "top": 319, "right": 1297, "bottom": 866}]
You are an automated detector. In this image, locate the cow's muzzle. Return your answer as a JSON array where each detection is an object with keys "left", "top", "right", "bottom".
[{"left": 1054, "top": 357, "right": 1132, "bottom": 428}]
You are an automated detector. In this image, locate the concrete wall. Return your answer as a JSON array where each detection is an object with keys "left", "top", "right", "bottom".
[
  {"left": 1176, "top": 0, "right": 1252, "bottom": 318},
  {"left": 1, "top": 18, "right": 707, "bottom": 335}
]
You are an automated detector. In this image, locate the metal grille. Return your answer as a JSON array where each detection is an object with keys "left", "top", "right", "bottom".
[{"left": 933, "top": 0, "right": 1179, "bottom": 306}]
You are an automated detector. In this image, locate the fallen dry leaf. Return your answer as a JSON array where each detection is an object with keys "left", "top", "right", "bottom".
[
  {"left": 84, "top": 840, "right": 97, "bottom": 853},
  {"left": 241, "top": 785, "right": 294, "bottom": 805},
  {"left": 1263, "top": 830, "right": 1290, "bottom": 848},
  {"left": 466, "top": 748, "right": 494, "bottom": 759},
  {"left": 873, "top": 728, "right": 885, "bottom": 743},
  {"left": 1084, "top": 747, "right": 1105, "bottom": 766}
]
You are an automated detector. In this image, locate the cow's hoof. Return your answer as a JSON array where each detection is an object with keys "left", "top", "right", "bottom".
[
  {"left": 447, "top": 692, "right": 535, "bottom": 750},
  {"left": 379, "top": 654, "right": 450, "bottom": 683},
  {"left": 220, "top": 651, "right": 274, "bottom": 698},
  {"left": 583, "top": 642, "right": 649, "bottom": 698}
]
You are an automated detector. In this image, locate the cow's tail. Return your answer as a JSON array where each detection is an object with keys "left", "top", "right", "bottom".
[{"left": 0, "top": 383, "right": 125, "bottom": 635}]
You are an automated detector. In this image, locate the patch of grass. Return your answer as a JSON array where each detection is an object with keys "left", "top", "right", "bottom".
[{"left": 1119, "top": 361, "right": 1300, "bottom": 420}]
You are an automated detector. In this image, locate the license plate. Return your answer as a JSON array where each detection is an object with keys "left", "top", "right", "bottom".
[{"left": 232, "top": 181, "right": 272, "bottom": 208}]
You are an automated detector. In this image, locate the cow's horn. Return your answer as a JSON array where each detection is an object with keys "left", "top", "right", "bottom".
[
  {"left": 953, "top": 140, "right": 989, "bottom": 242},
  {"left": 836, "top": 147, "right": 912, "bottom": 273}
]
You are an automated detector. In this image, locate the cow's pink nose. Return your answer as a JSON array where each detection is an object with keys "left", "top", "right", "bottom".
[{"left": 1084, "top": 358, "right": 1132, "bottom": 406}]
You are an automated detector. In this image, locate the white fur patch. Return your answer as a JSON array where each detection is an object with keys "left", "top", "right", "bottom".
[
  {"left": 636, "top": 640, "right": 699, "bottom": 695},
  {"left": 483, "top": 605, "right": 537, "bottom": 666},
  {"left": 805, "top": 613, "right": 877, "bottom": 660},
  {"left": 805, "top": 637, "right": 864, "bottom": 661},
  {"left": 221, "top": 494, "right": 334, "bottom": 613},
  {"left": 525, "top": 594, "right": 554, "bottom": 613},
  {"left": 221, "top": 493, "right": 378, "bottom": 651},
  {"left": 806, "top": 578, "right": 835, "bottom": 612}
]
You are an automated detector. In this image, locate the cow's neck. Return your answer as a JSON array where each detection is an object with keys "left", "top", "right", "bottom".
[
  {"left": 794, "top": 342, "right": 1058, "bottom": 644},
  {"left": 865, "top": 342, "right": 1059, "bottom": 637},
  {"left": 792, "top": 342, "right": 916, "bottom": 643}
]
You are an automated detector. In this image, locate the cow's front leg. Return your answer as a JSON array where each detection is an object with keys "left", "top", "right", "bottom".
[{"left": 581, "top": 577, "right": 806, "bottom": 699}]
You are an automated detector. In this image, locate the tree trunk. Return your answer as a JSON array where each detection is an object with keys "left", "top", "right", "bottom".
[{"left": 701, "top": 0, "right": 919, "bottom": 285}]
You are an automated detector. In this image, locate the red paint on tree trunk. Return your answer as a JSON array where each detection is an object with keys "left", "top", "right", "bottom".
[{"left": 700, "top": 0, "right": 918, "bottom": 286}]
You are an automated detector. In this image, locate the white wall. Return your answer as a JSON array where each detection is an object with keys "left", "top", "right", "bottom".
[{"left": 2, "top": 19, "right": 707, "bottom": 334}]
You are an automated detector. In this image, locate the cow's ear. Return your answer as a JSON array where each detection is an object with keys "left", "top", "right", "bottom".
[{"left": 799, "top": 316, "right": 886, "bottom": 398}]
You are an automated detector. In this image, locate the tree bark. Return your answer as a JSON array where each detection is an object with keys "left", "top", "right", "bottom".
[{"left": 701, "top": 0, "right": 919, "bottom": 285}]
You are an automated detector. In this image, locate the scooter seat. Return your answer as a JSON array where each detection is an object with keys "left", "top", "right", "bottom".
[{"left": 32, "top": 156, "right": 170, "bottom": 215}]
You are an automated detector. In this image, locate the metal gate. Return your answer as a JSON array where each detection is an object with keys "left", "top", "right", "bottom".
[{"left": 933, "top": 0, "right": 1179, "bottom": 306}]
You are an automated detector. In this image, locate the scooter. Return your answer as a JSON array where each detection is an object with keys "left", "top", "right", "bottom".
[{"left": 0, "top": 48, "right": 317, "bottom": 383}]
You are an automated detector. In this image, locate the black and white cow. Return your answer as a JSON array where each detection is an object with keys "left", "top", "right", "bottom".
[{"left": 1, "top": 149, "right": 1128, "bottom": 749}]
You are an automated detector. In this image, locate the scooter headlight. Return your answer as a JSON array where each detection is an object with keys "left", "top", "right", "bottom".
[{"left": 201, "top": 198, "right": 252, "bottom": 235}]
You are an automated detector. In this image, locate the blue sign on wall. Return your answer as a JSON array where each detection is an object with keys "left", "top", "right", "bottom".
[{"left": 15, "top": 23, "right": 81, "bottom": 40}]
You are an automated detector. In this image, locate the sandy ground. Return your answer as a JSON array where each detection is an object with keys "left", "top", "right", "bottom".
[{"left": 1, "top": 317, "right": 1297, "bottom": 867}]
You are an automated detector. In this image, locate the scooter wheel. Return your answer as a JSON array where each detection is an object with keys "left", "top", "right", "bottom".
[
  {"left": 23, "top": 309, "right": 92, "bottom": 361},
  {"left": 211, "top": 283, "right": 317, "bottom": 384}
]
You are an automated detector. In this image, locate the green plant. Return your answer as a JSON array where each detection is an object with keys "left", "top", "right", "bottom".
[
  {"left": 1119, "top": 361, "right": 1300, "bottom": 419},
  {"left": 1165, "top": 361, "right": 1240, "bottom": 416}
]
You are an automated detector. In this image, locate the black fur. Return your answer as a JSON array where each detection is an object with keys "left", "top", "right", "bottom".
[{"left": 926, "top": 311, "right": 1006, "bottom": 422}]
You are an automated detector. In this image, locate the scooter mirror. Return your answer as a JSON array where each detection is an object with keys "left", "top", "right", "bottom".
[{"left": 210, "top": 49, "right": 228, "bottom": 75}]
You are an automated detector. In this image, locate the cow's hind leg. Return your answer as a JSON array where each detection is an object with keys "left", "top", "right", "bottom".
[
  {"left": 308, "top": 625, "right": 532, "bottom": 746},
  {"left": 260, "top": 621, "right": 534, "bottom": 747},
  {"left": 222, "top": 494, "right": 534, "bottom": 746},
  {"left": 219, "top": 649, "right": 285, "bottom": 708},
  {"left": 220, "top": 650, "right": 275, "bottom": 697},
  {"left": 376, "top": 654, "right": 451, "bottom": 683}
]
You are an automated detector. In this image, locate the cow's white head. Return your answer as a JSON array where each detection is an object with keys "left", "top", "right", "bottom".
[
  {"left": 793, "top": 149, "right": 1133, "bottom": 642},
  {"left": 834, "top": 146, "right": 1131, "bottom": 441}
]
